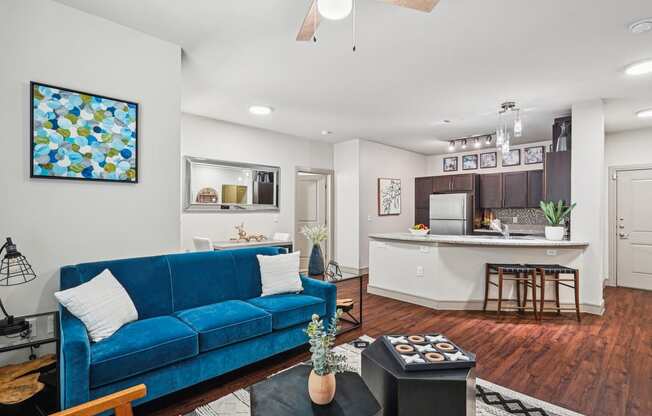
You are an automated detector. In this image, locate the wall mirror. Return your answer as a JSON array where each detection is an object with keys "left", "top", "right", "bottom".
[{"left": 184, "top": 156, "right": 280, "bottom": 212}]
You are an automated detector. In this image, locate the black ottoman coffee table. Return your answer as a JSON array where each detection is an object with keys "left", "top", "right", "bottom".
[
  {"left": 250, "top": 364, "right": 381, "bottom": 415},
  {"left": 361, "top": 339, "right": 476, "bottom": 416}
]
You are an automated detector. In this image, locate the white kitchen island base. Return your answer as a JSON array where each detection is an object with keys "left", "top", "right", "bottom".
[{"left": 368, "top": 234, "right": 601, "bottom": 315}]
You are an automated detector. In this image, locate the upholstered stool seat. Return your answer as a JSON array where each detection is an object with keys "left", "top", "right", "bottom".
[{"left": 484, "top": 264, "right": 538, "bottom": 319}]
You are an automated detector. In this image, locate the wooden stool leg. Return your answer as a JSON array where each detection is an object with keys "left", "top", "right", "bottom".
[
  {"left": 483, "top": 264, "right": 490, "bottom": 312},
  {"left": 516, "top": 272, "right": 522, "bottom": 312},
  {"left": 532, "top": 271, "right": 538, "bottom": 320},
  {"left": 555, "top": 272, "right": 561, "bottom": 315},
  {"left": 538, "top": 270, "right": 544, "bottom": 321},
  {"left": 497, "top": 269, "right": 504, "bottom": 317},
  {"left": 574, "top": 270, "right": 581, "bottom": 322}
]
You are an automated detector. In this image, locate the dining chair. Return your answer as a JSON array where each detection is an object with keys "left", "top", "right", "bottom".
[
  {"left": 50, "top": 384, "right": 146, "bottom": 416},
  {"left": 193, "top": 236, "right": 213, "bottom": 252}
]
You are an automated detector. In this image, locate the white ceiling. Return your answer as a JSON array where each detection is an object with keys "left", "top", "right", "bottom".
[{"left": 55, "top": 0, "right": 652, "bottom": 154}]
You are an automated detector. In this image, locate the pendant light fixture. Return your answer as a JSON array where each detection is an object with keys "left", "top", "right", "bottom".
[{"left": 496, "top": 101, "right": 522, "bottom": 154}]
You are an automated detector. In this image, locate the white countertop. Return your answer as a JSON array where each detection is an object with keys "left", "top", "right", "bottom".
[{"left": 368, "top": 233, "right": 589, "bottom": 248}]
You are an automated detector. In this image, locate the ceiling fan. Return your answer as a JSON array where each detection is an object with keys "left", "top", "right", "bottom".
[{"left": 296, "top": 0, "right": 440, "bottom": 46}]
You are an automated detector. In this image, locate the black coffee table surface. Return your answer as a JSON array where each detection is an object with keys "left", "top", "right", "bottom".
[{"left": 250, "top": 364, "right": 380, "bottom": 416}]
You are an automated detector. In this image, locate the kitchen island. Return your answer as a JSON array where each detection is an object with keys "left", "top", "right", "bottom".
[{"left": 367, "top": 233, "right": 601, "bottom": 314}]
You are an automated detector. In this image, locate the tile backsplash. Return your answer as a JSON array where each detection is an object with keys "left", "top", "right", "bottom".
[{"left": 493, "top": 208, "right": 547, "bottom": 225}]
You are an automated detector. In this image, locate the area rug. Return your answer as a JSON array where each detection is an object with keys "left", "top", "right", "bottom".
[{"left": 186, "top": 336, "right": 583, "bottom": 416}]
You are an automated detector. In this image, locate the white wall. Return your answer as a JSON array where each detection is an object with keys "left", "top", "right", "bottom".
[
  {"left": 334, "top": 140, "right": 360, "bottom": 271},
  {"left": 358, "top": 141, "right": 427, "bottom": 268},
  {"left": 181, "top": 113, "right": 333, "bottom": 250},
  {"left": 426, "top": 140, "right": 551, "bottom": 175},
  {"left": 0, "top": 0, "right": 182, "bottom": 317},
  {"left": 571, "top": 100, "right": 606, "bottom": 309}
]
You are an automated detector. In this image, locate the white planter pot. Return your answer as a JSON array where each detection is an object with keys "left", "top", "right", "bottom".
[{"left": 545, "top": 226, "right": 565, "bottom": 241}]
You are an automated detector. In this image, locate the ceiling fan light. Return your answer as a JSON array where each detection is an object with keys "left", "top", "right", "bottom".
[{"left": 318, "top": 0, "right": 353, "bottom": 20}]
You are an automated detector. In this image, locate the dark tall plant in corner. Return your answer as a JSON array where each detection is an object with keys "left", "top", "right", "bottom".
[{"left": 540, "top": 200, "right": 576, "bottom": 241}]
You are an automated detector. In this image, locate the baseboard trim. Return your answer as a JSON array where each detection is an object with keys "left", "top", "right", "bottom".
[{"left": 367, "top": 284, "right": 605, "bottom": 316}]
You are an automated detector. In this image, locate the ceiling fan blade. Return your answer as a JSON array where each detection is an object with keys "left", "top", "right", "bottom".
[
  {"left": 296, "top": 0, "right": 321, "bottom": 41},
  {"left": 380, "top": 0, "right": 440, "bottom": 13}
]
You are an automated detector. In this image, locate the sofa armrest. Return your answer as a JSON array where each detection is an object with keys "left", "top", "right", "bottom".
[
  {"left": 300, "top": 276, "right": 337, "bottom": 322},
  {"left": 59, "top": 306, "right": 91, "bottom": 409}
]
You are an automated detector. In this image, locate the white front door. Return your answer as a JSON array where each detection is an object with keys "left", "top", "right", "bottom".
[
  {"left": 296, "top": 173, "right": 328, "bottom": 271},
  {"left": 617, "top": 169, "right": 652, "bottom": 290}
]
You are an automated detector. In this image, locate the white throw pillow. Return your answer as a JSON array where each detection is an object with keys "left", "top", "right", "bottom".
[
  {"left": 257, "top": 251, "right": 303, "bottom": 297},
  {"left": 54, "top": 269, "right": 138, "bottom": 342}
]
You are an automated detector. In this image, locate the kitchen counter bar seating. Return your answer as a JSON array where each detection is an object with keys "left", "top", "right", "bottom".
[
  {"left": 527, "top": 264, "right": 581, "bottom": 322},
  {"left": 484, "top": 264, "right": 538, "bottom": 319}
]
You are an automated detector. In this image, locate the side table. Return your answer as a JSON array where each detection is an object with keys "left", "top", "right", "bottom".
[
  {"left": 0, "top": 311, "right": 59, "bottom": 415},
  {"left": 308, "top": 272, "right": 363, "bottom": 334}
]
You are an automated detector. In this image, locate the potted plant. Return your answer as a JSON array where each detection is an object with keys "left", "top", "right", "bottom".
[
  {"left": 301, "top": 224, "right": 328, "bottom": 276},
  {"left": 305, "top": 310, "right": 350, "bottom": 405},
  {"left": 539, "top": 200, "right": 576, "bottom": 241}
]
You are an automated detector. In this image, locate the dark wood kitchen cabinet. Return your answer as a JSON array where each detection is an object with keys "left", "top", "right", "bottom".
[
  {"left": 527, "top": 170, "right": 544, "bottom": 208},
  {"left": 502, "top": 172, "right": 528, "bottom": 208},
  {"left": 432, "top": 176, "right": 452, "bottom": 193},
  {"left": 415, "top": 177, "right": 433, "bottom": 209},
  {"left": 451, "top": 174, "right": 475, "bottom": 192},
  {"left": 545, "top": 151, "right": 571, "bottom": 204},
  {"left": 479, "top": 173, "right": 503, "bottom": 208},
  {"left": 415, "top": 208, "right": 429, "bottom": 226}
]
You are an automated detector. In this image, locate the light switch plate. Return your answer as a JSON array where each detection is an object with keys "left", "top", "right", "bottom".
[
  {"left": 513, "top": 217, "right": 518, "bottom": 224},
  {"left": 420, "top": 246, "right": 429, "bottom": 253},
  {"left": 416, "top": 266, "right": 424, "bottom": 277}
]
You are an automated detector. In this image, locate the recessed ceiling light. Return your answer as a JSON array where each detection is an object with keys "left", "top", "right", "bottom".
[
  {"left": 249, "top": 105, "right": 273, "bottom": 115},
  {"left": 321, "top": 130, "right": 332, "bottom": 135},
  {"left": 636, "top": 108, "right": 652, "bottom": 118},
  {"left": 625, "top": 59, "right": 652, "bottom": 76},
  {"left": 629, "top": 18, "right": 652, "bottom": 34}
]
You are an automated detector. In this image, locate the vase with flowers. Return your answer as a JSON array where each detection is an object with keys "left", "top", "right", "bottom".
[
  {"left": 305, "top": 310, "right": 350, "bottom": 405},
  {"left": 301, "top": 224, "right": 328, "bottom": 276}
]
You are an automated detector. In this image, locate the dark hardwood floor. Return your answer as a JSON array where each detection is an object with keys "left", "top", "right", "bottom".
[{"left": 138, "top": 277, "right": 651, "bottom": 416}]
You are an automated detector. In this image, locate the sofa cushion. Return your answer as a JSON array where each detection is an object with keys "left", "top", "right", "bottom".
[
  {"left": 167, "top": 251, "right": 239, "bottom": 312},
  {"left": 175, "top": 300, "right": 272, "bottom": 353},
  {"left": 246, "top": 294, "right": 326, "bottom": 330},
  {"left": 90, "top": 316, "right": 198, "bottom": 388}
]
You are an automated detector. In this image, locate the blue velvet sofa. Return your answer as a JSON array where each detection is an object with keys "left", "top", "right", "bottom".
[{"left": 58, "top": 247, "right": 336, "bottom": 410}]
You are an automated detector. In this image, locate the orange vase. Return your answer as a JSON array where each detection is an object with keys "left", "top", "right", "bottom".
[{"left": 308, "top": 370, "right": 336, "bottom": 405}]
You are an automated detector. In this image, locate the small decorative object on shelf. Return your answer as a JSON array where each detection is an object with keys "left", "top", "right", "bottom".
[
  {"left": 231, "top": 223, "right": 267, "bottom": 242},
  {"left": 381, "top": 333, "right": 476, "bottom": 371},
  {"left": 555, "top": 121, "right": 569, "bottom": 152},
  {"left": 325, "top": 260, "right": 342, "bottom": 281},
  {"left": 540, "top": 200, "right": 576, "bottom": 241},
  {"left": 301, "top": 224, "right": 328, "bottom": 276},
  {"left": 1, "top": 238, "right": 38, "bottom": 336},
  {"left": 305, "top": 310, "right": 351, "bottom": 405},
  {"left": 409, "top": 224, "right": 429, "bottom": 236}
]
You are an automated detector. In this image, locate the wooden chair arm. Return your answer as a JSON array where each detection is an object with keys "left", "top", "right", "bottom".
[{"left": 50, "top": 384, "right": 146, "bottom": 416}]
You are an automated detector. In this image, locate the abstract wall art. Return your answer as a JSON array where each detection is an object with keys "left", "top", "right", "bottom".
[
  {"left": 31, "top": 82, "right": 138, "bottom": 182},
  {"left": 378, "top": 178, "right": 401, "bottom": 216}
]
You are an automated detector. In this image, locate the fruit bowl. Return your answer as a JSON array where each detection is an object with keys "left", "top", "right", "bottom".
[{"left": 409, "top": 228, "right": 429, "bottom": 236}]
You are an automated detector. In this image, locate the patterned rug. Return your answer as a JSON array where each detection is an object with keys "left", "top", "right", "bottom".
[{"left": 186, "top": 336, "right": 583, "bottom": 416}]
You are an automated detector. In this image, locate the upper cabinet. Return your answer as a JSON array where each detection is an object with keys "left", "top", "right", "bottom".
[
  {"left": 479, "top": 174, "right": 503, "bottom": 209},
  {"left": 502, "top": 172, "right": 528, "bottom": 208},
  {"left": 432, "top": 176, "right": 452, "bottom": 193},
  {"left": 544, "top": 151, "right": 571, "bottom": 204},
  {"left": 415, "top": 177, "right": 433, "bottom": 209},
  {"left": 451, "top": 175, "right": 475, "bottom": 192},
  {"left": 527, "top": 170, "right": 544, "bottom": 208}
]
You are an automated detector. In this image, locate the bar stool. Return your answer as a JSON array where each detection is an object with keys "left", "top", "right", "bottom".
[
  {"left": 484, "top": 264, "right": 538, "bottom": 319},
  {"left": 528, "top": 264, "right": 580, "bottom": 322}
]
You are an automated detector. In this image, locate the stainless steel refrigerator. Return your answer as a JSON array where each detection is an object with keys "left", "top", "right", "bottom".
[{"left": 429, "top": 193, "right": 473, "bottom": 235}]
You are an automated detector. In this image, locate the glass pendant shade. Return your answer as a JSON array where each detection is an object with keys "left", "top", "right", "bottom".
[
  {"left": 318, "top": 0, "right": 353, "bottom": 20},
  {"left": 514, "top": 111, "right": 523, "bottom": 138}
]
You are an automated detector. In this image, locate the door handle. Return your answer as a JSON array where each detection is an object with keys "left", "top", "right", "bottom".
[{"left": 619, "top": 233, "right": 629, "bottom": 239}]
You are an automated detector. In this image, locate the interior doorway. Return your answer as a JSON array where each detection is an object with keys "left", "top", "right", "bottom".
[
  {"left": 295, "top": 168, "right": 334, "bottom": 272},
  {"left": 610, "top": 166, "right": 652, "bottom": 290}
]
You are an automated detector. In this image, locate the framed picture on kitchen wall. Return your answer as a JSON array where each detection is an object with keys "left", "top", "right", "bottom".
[
  {"left": 480, "top": 152, "right": 497, "bottom": 169},
  {"left": 524, "top": 146, "right": 545, "bottom": 164},
  {"left": 30, "top": 81, "right": 139, "bottom": 183},
  {"left": 462, "top": 154, "right": 478, "bottom": 170},
  {"left": 443, "top": 156, "right": 458, "bottom": 172},
  {"left": 501, "top": 149, "right": 521, "bottom": 167},
  {"left": 378, "top": 178, "right": 401, "bottom": 216}
]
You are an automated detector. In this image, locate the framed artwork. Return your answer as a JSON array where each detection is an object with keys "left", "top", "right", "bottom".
[
  {"left": 480, "top": 152, "right": 497, "bottom": 169},
  {"left": 31, "top": 81, "right": 138, "bottom": 183},
  {"left": 462, "top": 154, "right": 478, "bottom": 170},
  {"left": 501, "top": 149, "right": 521, "bottom": 167},
  {"left": 524, "top": 146, "right": 545, "bottom": 164},
  {"left": 378, "top": 178, "right": 401, "bottom": 216},
  {"left": 443, "top": 156, "right": 458, "bottom": 172}
]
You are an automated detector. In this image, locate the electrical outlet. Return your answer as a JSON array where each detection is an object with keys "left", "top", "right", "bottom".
[
  {"left": 419, "top": 246, "right": 429, "bottom": 253},
  {"left": 367, "top": 215, "right": 373, "bottom": 222},
  {"left": 273, "top": 215, "right": 279, "bottom": 223},
  {"left": 26, "top": 317, "right": 37, "bottom": 339},
  {"left": 546, "top": 249, "right": 558, "bottom": 256},
  {"left": 416, "top": 266, "right": 424, "bottom": 277},
  {"left": 512, "top": 217, "right": 518, "bottom": 224}
]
